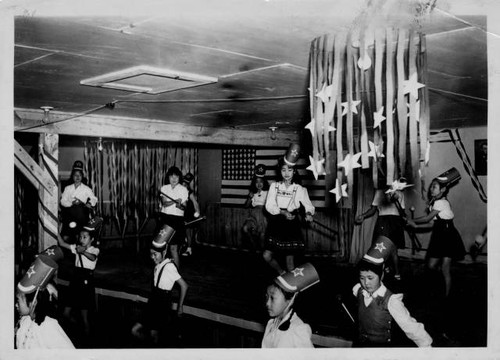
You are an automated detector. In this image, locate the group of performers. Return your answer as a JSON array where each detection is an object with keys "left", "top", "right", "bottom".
[{"left": 15, "top": 143, "right": 475, "bottom": 349}]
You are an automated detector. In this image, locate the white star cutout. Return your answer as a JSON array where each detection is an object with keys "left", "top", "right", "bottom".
[
  {"left": 341, "top": 100, "right": 361, "bottom": 116},
  {"left": 329, "top": 179, "right": 348, "bottom": 203},
  {"left": 305, "top": 119, "right": 315, "bottom": 136},
  {"left": 306, "top": 156, "right": 326, "bottom": 180},
  {"left": 315, "top": 83, "right": 329, "bottom": 103},
  {"left": 385, "top": 180, "right": 414, "bottom": 194},
  {"left": 27, "top": 265, "right": 36, "bottom": 278},
  {"left": 292, "top": 267, "right": 305, "bottom": 277},
  {"left": 403, "top": 73, "right": 425, "bottom": 99},
  {"left": 374, "top": 242, "right": 386, "bottom": 253},
  {"left": 407, "top": 101, "right": 421, "bottom": 122},
  {"left": 338, "top": 152, "right": 362, "bottom": 176},
  {"left": 368, "top": 141, "right": 385, "bottom": 159},
  {"left": 373, "top": 106, "right": 386, "bottom": 129}
]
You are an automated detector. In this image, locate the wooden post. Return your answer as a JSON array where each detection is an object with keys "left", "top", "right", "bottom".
[{"left": 37, "top": 133, "right": 59, "bottom": 251}]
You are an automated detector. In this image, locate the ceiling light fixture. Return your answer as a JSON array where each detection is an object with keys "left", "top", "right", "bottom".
[{"left": 269, "top": 126, "right": 278, "bottom": 141}]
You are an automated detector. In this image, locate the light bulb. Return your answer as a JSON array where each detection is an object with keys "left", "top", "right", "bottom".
[{"left": 269, "top": 127, "right": 277, "bottom": 141}]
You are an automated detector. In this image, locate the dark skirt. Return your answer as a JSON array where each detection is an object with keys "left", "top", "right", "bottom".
[
  {"left": 67, "top": 267, "right": 95, "bottom": 310},
  {"left": 373, "top": 215, "right": 405, "bottom": 249},
  {"left": 158, "top": 213, "right": 186, "bottom": 246},
  {"left": 146, "top": 288, "right": 173, "bottom": 331},
  {"left": 265, "top": 213, "right": 304, "bottom": 253},
  {"left": 427, "top": 219, "right": 466, "bottom": 260}
]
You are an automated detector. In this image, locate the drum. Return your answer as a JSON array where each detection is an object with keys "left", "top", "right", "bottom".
[
  {"left": 152, "top": 224, "right": 176, "bottom": 248},
  {"left": 61, "top": 204, "right": 90, "bottom": 235}
]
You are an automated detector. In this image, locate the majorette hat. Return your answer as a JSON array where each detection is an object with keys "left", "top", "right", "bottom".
[
  {"left": 283, "top": 143, "right": 301, "bottom": 166},
  {"left": 151, "top": 224, "right": 176, "bottom": 250},
  {"left": 435, "top": 167, "right": 461, "bottom": 187},
  {"left": 38, "top": 245, "right": 64, "bottom": 263},
  {"left": 255, "top": 164, "right": 266, "bottom": 178},
  {"left": 83, "top": 216, "right": 103, "bottom": 232},
  {"left": 17, "top": 255, "right": 58, "bottom": 294},
  {"left": 362, "top": 236, "right": 394, "bottom": 265},
  {"left": 183, "top": 172, "right": 194, "bottom": 184},
  {"left": 274, "top": 263, "right": 320, "bottom": 293},
  {"left": 72, "top": 160, "right": 84, "bottom": 172}
]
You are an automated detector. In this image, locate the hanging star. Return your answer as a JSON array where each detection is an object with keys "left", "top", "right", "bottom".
[
  {"left": 327, "top": 121, "right": 336, "bottom": 133},
  {"left": 338, "top": 153, "right": 362, "bottom": 176},
  {"left": 368, "top": 141, "right": 385, "bottom": 159},
  {"left": 407, "top": 100, "right": 421, "bottom": 122},
  {"left": 403, "top": 72, "right": 425, "bottom": 99},
  {"left": 27, "top": 265, "right": 36, "bottom": 278},
  {"left": 292, "top": 267, "right": 305, "bottom": 277},
  {"left": 45, "top": 248, "right": 55, "bottom": 256},
  {"left": 306, "top": 156, "right": 325, "bottom": 180},
  {"left": 374, "top": 242, "right": 386, "bottom": 253},
  {"left": 341, "top": 100, "right": 361, "bottom": 116},
  {"left": 326, "top": 84, "right": 335, "bottom": 99},
  {"left": 305, "top": 119, "right": 315, "bottom": 136},
  {"left": 329, "top": 179, "right": 348, "bottom": 203},
  {"left": 315, "top": 82, "right": 329, "bottom": 103},
  {"left": 373, "top": 106, "right": 386, "bottom": 129},
  {"left": 385, "top": 180, "right": 414, "bottom": 194}
]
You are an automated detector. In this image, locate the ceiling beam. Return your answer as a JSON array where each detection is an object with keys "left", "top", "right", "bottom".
[{"left": 14, "top": 109, "right": 299, "bottom": 147}]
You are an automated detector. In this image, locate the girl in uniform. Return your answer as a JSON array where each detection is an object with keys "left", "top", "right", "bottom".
[{"left": 264, "top": 145, "right": 314, "bottom": 274}]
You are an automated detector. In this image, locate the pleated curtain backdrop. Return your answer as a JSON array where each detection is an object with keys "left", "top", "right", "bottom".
[{"left": 84, "top": 140, "right": 198, "bottom": 238}]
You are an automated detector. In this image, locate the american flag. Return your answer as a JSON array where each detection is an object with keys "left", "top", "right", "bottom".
[{"left": 221, "top": 148, "right": 326, "bottom": 207}]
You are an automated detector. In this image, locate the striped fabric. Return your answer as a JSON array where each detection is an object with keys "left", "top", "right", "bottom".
[{"left": 221, "top": 148, "right": 326, "bottom": 208}]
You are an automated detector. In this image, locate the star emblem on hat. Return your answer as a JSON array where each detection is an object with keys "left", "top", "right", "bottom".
[
  {"left": 403, "top": 72, "right": 425, "bottom": 99},
  {"left": 374, "top": 242, "right": 386, "bottom": 253},
  {"left": 27, "top": 265, "right": 36, "bottom": 278},
  {"left": 256, "top": 165, "right": 265, "bottom": 173},
  {"left": 290, "top": 149, "right": 299, "bottom": 157},
  {"left": 45, "top": 248, "right": 55, "bottom": 256},
  {"left": 292, "top": 267, "right": 304, "bottom": 277},
  {"left": 159, "top": 228, "right": 167, "bottom": 236},
  {"left": 341, "top": 100, "right": 361, "bottom": 116}
]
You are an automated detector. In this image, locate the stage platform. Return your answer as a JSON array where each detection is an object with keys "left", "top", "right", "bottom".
[{"left": 55, "top": 244, "right": 487, "bottom": 348}]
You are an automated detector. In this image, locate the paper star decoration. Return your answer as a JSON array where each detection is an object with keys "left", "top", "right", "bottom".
[
  {"left": 368, "top": 141, "right": 385, "bottom": 159},
  {"left": 374, "top": 242, "right": 386, "bottom": 253},
  {"left": 341, "top": 100, "right": 361, "bottom": 116},
  {"left": 338, "top": 152, "right": 362, "bottom": 176},
  {"left": 45, "top": 248, "right": 55, "bottom": 256},
  {"left": 407, "top": 101, "right": 421, "bottom": 122},
  {"left": 315, "top": 83, "right": 329, "bottom": 103},
  {"left": 385, "top": 180, "right": 414, "bottom": 194},
  {"left": 305, "top": 119, "right": 315, "bottom": 136},
  {"left": 306, "top": 156, "right": 326, "bottom": 180},
  {"left": 27, "top": 265, "right": 36, "bottom": 278},
  {"left": 292, "top": 267, "right": 304, "bottom": 277},
  {"left": 329, "top": 179, "right": 348, "bottom": 203},
  {"left": 403, "top": 73, "right": 425, "bottom": 99},
  {"left": 373, "top": 106, "right": 386, "bottom": 129}
]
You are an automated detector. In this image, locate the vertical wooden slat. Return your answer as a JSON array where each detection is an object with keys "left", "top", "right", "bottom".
[
  {"left": 385, "top": 28, "right": 396, "bottom": 185},
  {"left": 396, "top": 28, "right": 407, "bottom": 177}
]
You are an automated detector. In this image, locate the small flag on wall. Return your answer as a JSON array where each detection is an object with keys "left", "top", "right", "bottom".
[{"left": 221, "top": 148, "right": 326, "bottom": 208}]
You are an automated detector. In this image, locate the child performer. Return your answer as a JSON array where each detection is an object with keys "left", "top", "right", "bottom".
[
  {"left": 159, "top": 166, "right": 189, "bottom": 268},
  {"left": 264, "top": 144, "right": 314, "bottom": 274},
  {"left": 16, "top": 251, "right": 74, "bottom": 349},
  {"left": 58, "top": 217, "right": 102, "bottom": 341},
  {"left": 355, "top": 177, "right": 412, "bottom": 280},
  {"left": 181, "top": 172, "right": 200, "bottom": 257},
  {"left": 262, "top": 263, "right": 320, "bottom": 348},
  {"left": 353, "top": 238, "right": 433, "bottom": 347},
  {"left": 242, "top": 164, "right": 269, "bottom": 250},
  {"left": 131, "top": 240, "right": 189, "bottom": 347},
  {"left": 406, "top": 169, "right": 465, "bottom": 298}
]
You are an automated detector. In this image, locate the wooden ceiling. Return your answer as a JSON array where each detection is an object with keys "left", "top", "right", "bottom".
[{"left": 11, "top": 0, "right": 488, "bottom": 146}]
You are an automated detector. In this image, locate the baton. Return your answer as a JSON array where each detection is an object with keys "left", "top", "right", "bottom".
[
  {"left": 184, "top": 216, "right": 207, "bottom": 227},
  {"left": 393, "top": 198, "right": 422, "bottom": 251},
  {"left": 337, "top": 295, "right": 355, "bottom": 324}
]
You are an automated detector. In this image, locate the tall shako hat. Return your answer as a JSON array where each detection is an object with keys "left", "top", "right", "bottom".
[
  {"left": 283, "top": 143, "right": 301, "bottom": 166},
  {"left": 38, "top": 245, "right": 64, "bottom": 263},
  {"left": 435, "top": 167, "right": 461, "bottom": 187},
  {"left": 18, "top": 255, "right": 58, "bottom": 294},
  {"left": 362, "top": 236, "right": 394, "bottom": 265},
  {"left": 274, "top": 263, "right": 320, "bottom": 293},
  {"left": 255, "top": 164, "right": 266, "bottom": 178},
  {"left": 83, "top": 216, "right": 103, "bottom": 232},
  {"left": 72, "top": 160, "right": 84, "bottom": 171},
  {"left": 151, "top": 224, "right": 175, "bottom": 250},
  {"left": 183, "top": 172, "right": 194, "bottom": 184}
]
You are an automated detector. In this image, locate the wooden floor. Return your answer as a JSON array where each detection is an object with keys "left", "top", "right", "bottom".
[{"left": 55, "top": 243, "right": 487, "bottom": 348}]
